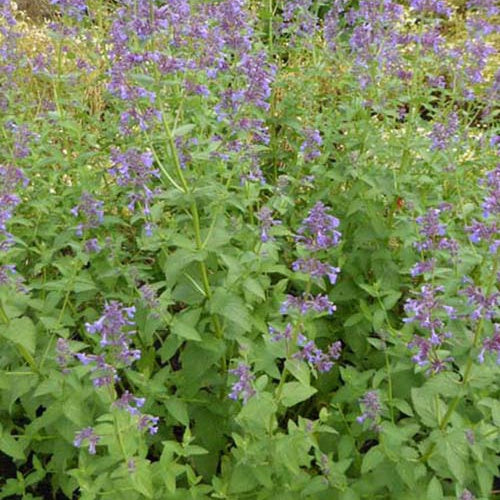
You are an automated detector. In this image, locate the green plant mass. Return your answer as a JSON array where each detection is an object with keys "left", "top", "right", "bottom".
[{"left": 0, "top": 0, "right": 499, "bottom": 498}]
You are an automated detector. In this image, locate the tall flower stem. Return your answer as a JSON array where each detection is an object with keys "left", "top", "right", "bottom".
[
  {"left": 160, "top": 111, "right": 226, "bottom": 371},
  {"left": 421, "top": 257, "right": 499, "bottom": 463}
]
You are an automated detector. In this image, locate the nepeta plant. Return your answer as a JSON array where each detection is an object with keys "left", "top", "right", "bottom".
[{"left": 0, "top": 0, "right": 499, "bottom": 498}]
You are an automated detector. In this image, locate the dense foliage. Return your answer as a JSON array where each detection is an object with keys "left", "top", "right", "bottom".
[{"left": 0, "top": 0, "right": 499, "bottom": 498}]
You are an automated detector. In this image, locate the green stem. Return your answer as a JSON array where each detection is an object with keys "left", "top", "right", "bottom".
[
  {"left": 421, "top": 256, "right": 499, "bottom": 463},
  {"left": 161, "top": 110, "right": 226, "bottom": 371}
]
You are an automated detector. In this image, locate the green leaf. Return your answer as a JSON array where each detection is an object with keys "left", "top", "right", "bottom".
[
  {"left": 280, "top": 382, "right": 317, "bottom": 407},
  {"left": 171, "top": 310, "right": 202, "bottom": 341},
  {"left": 2, "top": 317, "right": 36, "bottom": 356},
  {"left": 411, "top": 387, "right": 446, "bottom": 428},
  {"left": 130, "top": 460, "right": 154, "bottom": 499},
  {"left": 284, "top": 359, "right": 310, "bottom": 387},
  {"left": 426, "top": 477, "right": 443, "bottom": 499},
  {"left": 361, "top": 446, "right": 384, "bottom": 474},
  {"left": 172, "top": 124, "right": 195, "bottom": 137},
  {"left": 165, "top": 398, "right": 190, "bottom": 426},
  {"left": 210, "top": 288, "right": 251, "bottom": 333},
  {"left": 0, "top": 433, "right": 25, "bottom": 460},
  {"left": 243, "top": 277, "right": 266, "bottom": 301}
]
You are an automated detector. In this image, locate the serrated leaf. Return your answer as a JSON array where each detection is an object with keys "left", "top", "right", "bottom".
[
  {"left": 0, "top": 433, "right": 25, "bottom": 460},
  {"left": 165, "top": 398, "right": 189, "bottom": 426},
  {"left": 361, "top": 446, "right": 384, "bottom": 473},
  {"left": 2, "top": 317, "right": 36, "bottom": 356},
  {"left": 171, "top": 315, "right": 202, "bottom": 341},
  {"left": 280, "top": 382, "right": 317, "bottom": 407},
  {"left": 210, "top": 288, "right": 251, "bottom": 332},
  {"left": 243, "top": 277, "right": 266, "bottom": 301},
  {"left": 411, "top": 387, "right": 446, "bottom": 428},
  {"left": 426, "top": 477, "right": 443, "bottom": 499},
  {"left": 285, "top": 359, "right": 310, "bottom": 387}
]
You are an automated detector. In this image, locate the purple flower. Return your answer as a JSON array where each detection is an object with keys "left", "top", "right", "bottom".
[
  {"left": 137, "top": 414, "right": 159, "bottom": 435},
  {"left": 139, "top": 284, "right": 159, "bottom": 309},
  {"left": 467, "top": 0, "right": 499, "bottom": 15},
  {"left": 75, "top": 353, "right": 119, "bottom": 387},
  {"left": 300, "top": 128, "right": 322, "bottom": 161},
  {"left": 86, "top": 302, "right": 136, "bottom": 345},
  {"left": 410, "top": 0, "right": 452, "bottom": 17},
  {"left": 269, "top": 323, "right": 293, "bottom": 342},
  {"left": 55, "top": 338, "right": 72, "bottom": 370},
  {"left": 0, "top": 165, "right": 28, "bottom": 251},
  {"left": 71, "top": 192, "right": 104, "bottom": 237},
  {"left": 410, "top": 259, "right": 436, "bottom": 277},
  {"left": 280, "top": 293, "right": 336, "bottom": 316},
  {"left": 460, "top": 284, "right": 499, "bottom": 321},
  {"left": 466, "top": 220, "right": 498, "bottom": 248},
  {"left": 229, "top": 362, "right": 255, "bottom": 404},
  {"left": 357, "top": 391, "right": 382, "bottom": 430},
  {"left": 345, "top": 0, "right": 405, "bottom": 87},
  {"left": 460, "top": 489, "right": 476, "bottom": 500},
  {"left": 281, "top": 0, "right": 317, "bottom": 43},
  {"left": 429, "top": 112, "right": 459, "bottom": 151},
  {"left": 294, "top": 334, "right": 342, "bottom": 372},
  {"left": 292, "top": 257, "right": 340, "bottom": 284},
  {"left": 256, "top": 207, "right": 281, "bottom": 242},
  {"left": 84, "top": 238, "right": 101, "bottom": 254},
  {"left": 5, "top": 122, "right": 39, "bottom": 159},
  {"left": 50, "top": 0, "right": 88, "bottom": 20},
  {"left": 404, "top": 285, "right": 455, "bottom": 373},
  {"left": 478, "top": 326, "right": 500, "bottom": 364},
  {"left": 113, "top": 390, "right": 146, "bottom": 416},
  {"left": 0, "top": 264, "right": 24, "bottom": 291},
  {"left": 481, "top": 164, "right": 500, "bottom": 218},
  {"left": 74, "top": 427, "right": 100, "bottom": 454},
  {"left": 414, "top": 207, "right": 454, "bottom": 252},
  {"left": 109, "top": 147, "right": 159, "bottom": 226},
  {"left": 323, "top": 0, "right": 348, "bottom": 51},
  {"left": 296, "top": 202, "right": 341, "bottom": 251}
]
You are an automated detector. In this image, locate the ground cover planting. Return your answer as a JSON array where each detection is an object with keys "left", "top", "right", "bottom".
[{"left": 0, "top": 0, "right": 499, "bottom": 498}]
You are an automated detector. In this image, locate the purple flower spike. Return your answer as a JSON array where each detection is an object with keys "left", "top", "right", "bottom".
[
  {"left": 74, "top": 427, "right": 100, "bottom": 454},
  {"left": 71, "top": 192, "right": 104, "bottom": 237},
  {"left": 357, "top": 391, "right": 382, "bottom": 430},
  {"left": 300, "top": 128, "right": 322, "bottom": 161},
  {"left": 296, "top": 202, "right": 341, "bottom": 251},
  {"left": 113, "top": 390, "right": 146, "bottom": 416},
  {"left": 294, "top": 335, "right": 342, "bottom": 373},
  {"left": 85, "top": 301, "right": 138, "bottom": 366},
  {"left": 137, "top": 414, "right": 159, "bottom": 435},
  {"left": 229, "top": 362, "right": 256, "bottom": 404},
  {"left": 256, "top": 207, "right": 281, "bottom": 242},
  {"left": 269, "top": 323, "right": 293, "bottom": 342},
  {"left": 292, "top": 257, "right": 340, "bottom": 284},
  {"left": 478, "top": 324, "right": 500, "bottom": 364},
  {"left": 429, "top": 112, "right": 459, "bottom": 151},
  {"left": 281, "top": 293, "right": 336, "bottom": 316}
]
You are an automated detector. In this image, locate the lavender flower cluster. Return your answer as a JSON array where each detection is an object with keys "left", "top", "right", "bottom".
[
  {"left": 320, "top": 0, "right": 498, "bottom": 101},
  {"left": 408, "top": 166, "right": 499, "bottom": 372},
  {"left": 105, "top": 0, "right": 275, "bottom": 184},
  {"left": 109, "top": 147, "right": 159, "bottom": 235},
  {"left": 0, "top": 164, "right": 28, "bottom": 251},
  {"left": 57, "top": 302, "right": 158, "bottom": 452},
  {"left": 228, "top": 363, "right": 256, "bottom": 404},
  {"left": 357, "top": 391, "right": 382, "bottom": 431},
  {"left": 411, "top": 205, "right": 458, "bottom": 277},
  {"left": 0, "top": 164, "right": 28, "bottom": 290},
  {"left": 404, "top": 285, "right": 455, "bottom": 374},
  {"left": 229, "top": 203, "right": 344, "bottom": 403},
  {"left": 71, "top": 192, "right": 104, "bottom": 238}
]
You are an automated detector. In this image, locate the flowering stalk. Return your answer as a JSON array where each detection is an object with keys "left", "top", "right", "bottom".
[{"left": 160, "top": 110, "right": 226, "bottom": 370}]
